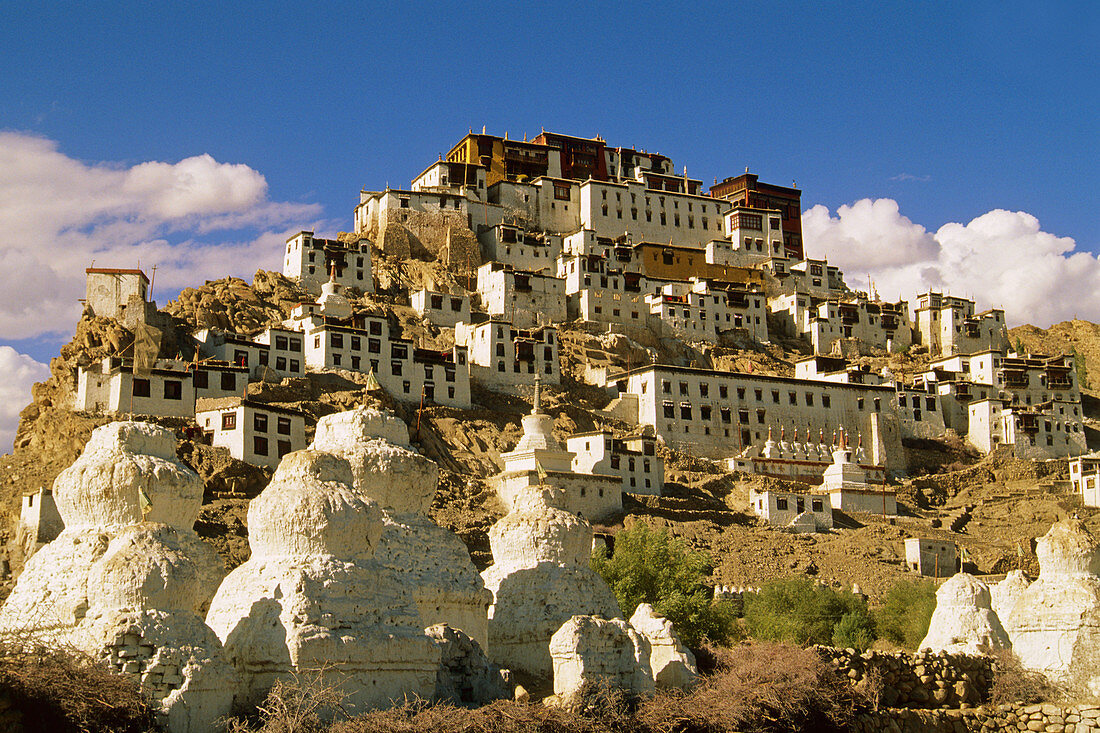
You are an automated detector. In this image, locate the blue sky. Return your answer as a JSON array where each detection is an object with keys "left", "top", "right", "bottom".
[{"left": 0, "top": 1, "right": 1096, "bottom": 445}]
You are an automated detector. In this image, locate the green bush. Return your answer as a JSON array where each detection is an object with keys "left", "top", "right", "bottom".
[
  {"left": 743, "top": 578, "right": 875, "bottom": 649},
  {"left": 873, "top": 579, "right": 938, "bottom": 649},
  {"left": 591, "top": 524, "right": 738, "bottom": 650}
]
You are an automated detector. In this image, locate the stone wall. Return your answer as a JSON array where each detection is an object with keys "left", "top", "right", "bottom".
[
  {"left": 853, "top": 703, "right": 1100, "bottom": 732},
  {"left": 816, "top": 646, "right": 995, "bottom": 708}
]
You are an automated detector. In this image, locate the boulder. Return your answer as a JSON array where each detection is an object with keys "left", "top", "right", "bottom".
[
  {"left": 629, "top": 603, "right": 698, "bottom": 689},
  {"left": 548, "top": 615, "right": 653, "bottom": 706}
]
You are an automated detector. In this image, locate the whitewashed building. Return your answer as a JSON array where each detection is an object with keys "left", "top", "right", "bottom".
[
  {"left": 455, "top": 320, "right": 559, "bottom": 389},
  {"left": 303, "top": 316, "right": 471, "bottom": 409},
  {"left": 646, "top": 279, "right": 768, "bottom": 343},
  {"left": 283, "top": 231, "right": 373, "bottom": 295},
  {"left": 17, "top": 487, "right": 63, "bottom": 560},
  {"left": 967, "top": 398, "right": 1086, "bottom": 459},
  {"left": 770, "top": 295, "right": 911, "bottom": 354},
  {"left": 914, "top": 292, "right": 1008, "bottom": 357},
  {"left": 1070, "top": 456, "right": 1100, "bottom": 507},
  {"left": 794, "top": 356, "right": 884, "bottom": 385},
  {"left": 76, "top": 358, "right": 196, "bottom": 418},
  {"left": 904, "top": 538, "right": 959, "bottom": 577},
  {"left": 477, "top": 222, "right": 563, "bottom": 271},
  {"left": 749, "top": 489, "right": 833, "bottom": 532},
  {"left": 195, "top": 397, "right": 307, "bottom": 470},
  {"left": 193, "top": 326, "right": 305, "bottom": 379},
  {"left": 566, "top": 430, "right": 664, "bottom": 496},
  {"left": 411, "top": 289, "right": 471, "bottom": 328},
  {"left": 603, "top": 364, "right": 906, "bottom": 469},
  {"left": 83, "top": 267, "right": 150, "bottom": 320},
  {"left": 476, "top": 262, "right": 566, "bottom": 329}
]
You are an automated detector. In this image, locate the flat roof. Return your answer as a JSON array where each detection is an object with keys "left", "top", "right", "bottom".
[
  {"left": 612, "top": 363, "right": 896, "bottom": 393},
  {"left": 86, "top": 267, "right": 149, "bottom": 283},
  {"left": 195, "top": 397, "right": 304, "bottom": 416}
]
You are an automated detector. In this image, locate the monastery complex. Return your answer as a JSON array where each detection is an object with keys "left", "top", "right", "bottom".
[{"left": 8, "top": 129, "right": 1100, "bottom": 730}]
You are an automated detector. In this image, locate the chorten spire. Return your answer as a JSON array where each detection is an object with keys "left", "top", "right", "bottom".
[{"left": 532, "top": 373, "right": 542, "bottom": 415}]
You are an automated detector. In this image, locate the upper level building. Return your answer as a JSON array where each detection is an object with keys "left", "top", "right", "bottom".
[
  {"left": 455, "top": 319, "right": 560, "bottom": 390},
  {"left": 283, "top": 231, "right": 373, "bottom": 296},
  {"left": 914, "top": 292, "right": 1008, "bottom": 357},
  {"left": 411, "top": 289, "right": 471, "bottom": 329},
  {"left": 476, "top": 262, "right": 566, "bottom": 329},
  {"left": 770, "top": 294, "right": 911, "bottom": 355},
  {"left": 83, "top": 267, "right": 150, "bottom": 321},
  {"left": 566, "top": 430, "right": 664, "bottom": 497},
  {"left": 646, "top": 280, "right": 768, "bottom": 344},
  {"left": 709, "top": 173, "right": 804, "bottom": 260}
]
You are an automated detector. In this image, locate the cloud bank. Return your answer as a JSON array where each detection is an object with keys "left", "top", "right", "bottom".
[
  {"left": 0, "top": 347, "right": 50, "bottom": 452},
  {"left": 803, "top": 199, "right": 1098, "bottom": 327},
  {"left": 0, "top": 131, "right": 326, "bottom": 340}
]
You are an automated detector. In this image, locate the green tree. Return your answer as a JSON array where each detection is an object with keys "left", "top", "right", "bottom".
[
  {"left": 743, "top": 578, "right": 875, "bottom": 649},
  {"left": 873, "top": 579, "right": 937, "bottom": 649},
  {"left": 591, "top": 524, "right": 737, "bottom": 649}
]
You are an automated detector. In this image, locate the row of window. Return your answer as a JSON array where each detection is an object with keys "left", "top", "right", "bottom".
[{"left": 220, "top": 411, "right": 293, "bottom": 435}]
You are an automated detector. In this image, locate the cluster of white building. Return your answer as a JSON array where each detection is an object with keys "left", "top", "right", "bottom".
[{"left": 70, "top": 129, "right": 1088, "bottom": 501}]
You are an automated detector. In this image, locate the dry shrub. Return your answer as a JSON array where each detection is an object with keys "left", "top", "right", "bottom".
[
  {"left": 989, "top": 649, "right": 1064, "bottom": 706},
  {"left": 0, "top": 640, "right": 156, "bottom": 733},
  {"left": 228, "top": 669, "right": 350, "bottom": 733},
  {"left": 330, "top": 697, "right": 605, "bottom": 733},
  {"left": 634, "top": 641, "right": 864, "bottom": 733}
]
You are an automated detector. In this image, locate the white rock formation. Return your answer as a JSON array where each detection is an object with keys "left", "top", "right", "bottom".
[
  {"left": 991, "top": 569, "right": 1032, "bottom": 621},
  {"left": 1003, "top": 517, "right": 1100, "bottom": 696},
  {"left": 919, "top": 573, "right": 1011, "bottom": 655},
  {"left": 0, "top": 421, "right": 233, "bottom": 733},
  {"left": 549, "top": 614, "right": 654, "bottom": 705},
  {"left": 481, "top": 486, "right": 620, "bottom": 678},
  {"left": 309, "top": 407, "right": 491, "bottom": 648},
  {"left": 205, "top": 450, "right": 440, "bottom": 712},
  {"left": 629, "top": 603, "right": 698, "bottom": 689}
]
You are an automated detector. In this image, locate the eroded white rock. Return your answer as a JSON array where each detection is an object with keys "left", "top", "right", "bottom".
[
  {"left": 991, "top": 570, "right": 1031, "bottom": 621},
  {"left": 481, "top": 487, "right": 620, "bottom": 678},
  {"left": 310, "top": 408, "right": 490, "bottom": 647},
  {"left": 205, "top": 450, "right": 439, "bottom": 713},
  {"left": 0, "top": 421, "right": 233, "bottom": 733},
  {"left": 1003, "top": 517, "right": 1100, "bottom": 696},
  {"left": 629, "top": 603, "right": 698, "bottom": 689},
  {"left": 549, "top": 614, "right": 654, "bottom": 705},
  {"left": 919, "top": 573, "right": 1010, "bottom": 655}
]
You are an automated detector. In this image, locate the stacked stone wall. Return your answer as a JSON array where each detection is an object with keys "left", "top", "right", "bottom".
[
  {"left": 853, "top": 703, "right": 1100, "bottom": 732},
  {"left": 816, "top": 646, "right": 995, "bottom": 708}
]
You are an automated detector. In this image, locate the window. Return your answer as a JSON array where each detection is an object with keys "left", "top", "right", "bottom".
[
  {"left": 331, "top": 333, "right": 344, "bottom": 348},
  {"left": 221, "top": 412, "right": 237, "bottom": 430},
  {"left": 822, "top": 394, "right": 830, "bottom": 408},
  {"left": 253, "top": 413, "right": 268, "bottom": 432},
  {"left": 789, "top": 392, "right": 797, "bottom": 405},
  {"left": 699, "top": 382, "right": 709, "bottom": 397},
  {"left": 161, "top": 380, "right": 181, "bottom": 400},
  {"left": 253, "top": 436, "right": 269, "bottom": 456},
  {"left": 663, "top": 401, "right": 675, "bottom": 419},
  {"left": 221, "top": 372, "right": 235, "bottom": 391},
  {"left": 369, "top": 321, "right": 382, "bottom": 335},
  {"left": 289, "top": 338, "right": 302, "bottom": 352},
  {"left": 289, "top": 359, "right": 300, "bottom": 372},
  {"left": 333, "top": 354, "right": 341, "bottom": 366},
  {"left": 391, "top": 361, "right": 403, "bottom": 376},
  {"left": 277, "top": 416, "right": 291, "bottom": 435},
  {"left": 258, "top": 350, "right": 269, "bottom": 366},
  {"left": 276, "top": 357, "right": 287, "bottom": 371},
  {"left": 662, "top": 380, "right": 671, "bottom": 394},
  {"left": 812, "top": 499, "right": 823, "bottom": 512},
  {"left": 351, "top": 336, "right": 361, "bottom": 351},
  {"left": 193, "top": 370, "right": 208, "bottom": 389},
  {"left": 776, "top": 497, "right": 788, "bottom": 510},
  {"left": 368, "top": 338, "right": 381, "bottom": 353},
  {"left": 680, "top": 403, "right": 692, "bottom": 420},
  {"left": 132, "top": 378, "right": 150, "bottom": 398},
  {"left": 720, "top": 385, "right": 729, "bottom": 399}
]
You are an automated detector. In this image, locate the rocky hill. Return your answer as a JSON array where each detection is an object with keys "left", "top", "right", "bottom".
[{"left": 4, "top": 251, "right": 1100, "bottom": 605}]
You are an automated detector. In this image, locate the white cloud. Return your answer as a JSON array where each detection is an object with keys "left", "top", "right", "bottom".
[
  {"left": 0, "top": 131, "right": 326, "bottom": 340},
  {"left": 803, "top": 199, "right": 1099, "bottom": 327},
  {"left": 0, "top": 347, "right": 49, "bottom": 453}
]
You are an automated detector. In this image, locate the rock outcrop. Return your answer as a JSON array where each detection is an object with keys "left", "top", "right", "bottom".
[
  {"left": 481, "top": 486, "right": 620, "bottom": 678},
  {"left": 1002, "top": 516, "right": 1100, "bottom": 696},
  {"left": 548, "top": 614, "right": 653, "bottom": 706},
  {"left": 0, "top": 421, "right": 233, "bottom": 733},
  {"left": 919, "top": 573, "right": 1010, "bottom": 655},
  {"left": 204, "top": 450, "right": 440, "bottom": 712},
  {"left": 629, "top": 603, "right": 698, "bottom": 689},
  {"left": 310, "top": 407, "right": 491, "bottom": 648}
]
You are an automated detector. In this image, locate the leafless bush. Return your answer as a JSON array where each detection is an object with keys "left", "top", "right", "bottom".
[
  {"left": 989, "top": 649, "right": 1064, "bottom": 706},
  {"left": 0, "top": 639, "right": 156, "bottom": 733}
]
